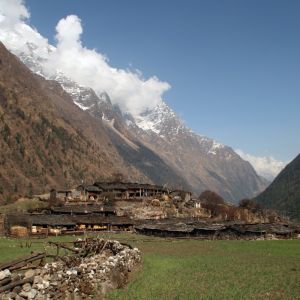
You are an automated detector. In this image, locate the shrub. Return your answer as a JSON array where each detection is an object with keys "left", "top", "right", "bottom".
[
  {"left": 15, "top": 108, "right": 25, "bottom": 120},
  {"left": 239, "top": 199, "right": 261, "bottom": 212},
  {"left": 1, "top": 123, "right": 10, "bottom": 143},
  {"left": 151, "top": 199, "right": 161, "bottom": 207},
  {"left": 199, "top": 190, "right": 229, "bottom": 218},
  {"left": 199, "top": 190, "right": 225, "bottom": 205}
]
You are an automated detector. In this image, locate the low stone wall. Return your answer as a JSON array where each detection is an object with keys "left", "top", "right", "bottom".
[{"left": 0, "top": 239, "right": 141, "bottom": 299}]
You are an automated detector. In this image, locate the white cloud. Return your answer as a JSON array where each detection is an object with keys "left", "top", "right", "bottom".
[
  {"left": 235, "top": 149, "right": 287, "bottom": 181},
  {"left": 0, "top": 1, "right": 170, "bottom": 116},
  {"left": 0, "top": 0, "right": 52, "bottom": 60},
  {"left": 55, "top": 15, "right": 82, "bottom": 45},
  {"left": 0, "top": 0, "right": 29, "bottom": 27}
]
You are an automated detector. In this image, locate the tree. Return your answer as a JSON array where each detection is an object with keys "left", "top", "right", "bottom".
[
  {"left": 239, "top": 199, "right": 261, "bottom": 212},
  {"left": 199, "top": 190, "right": 227, "bottom": 218},
  {"left": 199, "top": 190, "right": 225, "bottom": 205},
  {"left": 28, "top": 183, "right": 33, "bottom": 197}
]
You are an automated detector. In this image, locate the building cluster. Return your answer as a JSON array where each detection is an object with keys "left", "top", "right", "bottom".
[
  {"left": 2, "top": 181, "right": 202, "bottom": 237},
  {"left": 51, "top": 182, "right": 169, "bottom": 203},
  {"left": 5, "top": 210, "right": 135, "bottom": 237},
  {"left": 2, "top": 178, "right": 298, "bottom": 239}
]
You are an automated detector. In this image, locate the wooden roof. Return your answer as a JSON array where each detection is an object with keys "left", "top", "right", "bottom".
[
  {"left": 85, "top": 185, "right": 102, "bottom": 193},
  {"left": 93, "top": 181, "right": 166, "bottom": 191},
  {"left": 6, "top": 213, "right": 135, "bottom": 226}
]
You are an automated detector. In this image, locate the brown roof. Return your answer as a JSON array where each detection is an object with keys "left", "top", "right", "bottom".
[
  {"left": 93, "top": 181, "right": 166, "bottom": 192},
  {"left": 94, "top": 182, "right": 127, "bottom": 191},
  {"left": 6, "top": 213, "right": 135, "bottom": 226},
  {"left": 85, "top": 185, "right": 103, "bottom": 193},
  {"left": 51, "top": 205, "right": 115, "bottom": 214}
]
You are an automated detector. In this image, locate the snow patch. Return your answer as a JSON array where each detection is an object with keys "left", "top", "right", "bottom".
[
  {"left": 74, "top": 101, "right": 91, "bottom": 111},
  {"left": 135, "top": 116, "right": 160, "bottom": 134},
  {"left": 133, "top": 101, "right": 182, "bottom": 136}
]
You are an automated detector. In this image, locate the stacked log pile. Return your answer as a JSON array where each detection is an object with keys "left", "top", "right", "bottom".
[{"left": 0, "top": 238, "right": 141, "bottom": 299}]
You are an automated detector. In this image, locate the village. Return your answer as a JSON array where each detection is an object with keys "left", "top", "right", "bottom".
[
  {"left": 0, "top": 1, "right": 300, "bottom": 298},
  {"left": 1, "top": 185, "right": 299, "bottom": 299},
  {"left": 1, "top": 181, "right": 299, "bottom": 240}
]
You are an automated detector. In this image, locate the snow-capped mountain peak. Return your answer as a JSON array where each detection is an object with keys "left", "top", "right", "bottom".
[
  {"left": 132, "top": 100, "right": 226, "bottom": 157},
  {"left": 134, "top": 101, "right": 186, "bottom": 137}
]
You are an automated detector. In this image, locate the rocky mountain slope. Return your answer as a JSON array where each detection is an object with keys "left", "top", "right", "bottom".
[
  {"left": 256, "top": 153, "right": 300, "bottom": 220},
  {"left": 127, "top": 102, "right": 268, "bottom": 201},
  {"left": 0, "top": 42, "right": 188, "bottom": 196}
]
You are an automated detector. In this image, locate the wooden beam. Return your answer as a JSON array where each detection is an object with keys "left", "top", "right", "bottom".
[
  {"left": 0, "top": 277, "right": 33, "bottom": 294},
  {"left": 0, "top": 252, "right": 45, "bottom": 271},
  {"left": 48, "top": 241, "right": 80, "bottom": 253},
  {"left": 9, "top": 254, "right": 46, "bottom": 271},
  {"left": 0, "top": 278, "right": 11, "bottom": 287}
]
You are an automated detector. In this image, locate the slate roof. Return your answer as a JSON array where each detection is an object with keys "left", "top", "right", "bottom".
[{"left": 135, "top": 220, "right": 300, "bottom": 235}]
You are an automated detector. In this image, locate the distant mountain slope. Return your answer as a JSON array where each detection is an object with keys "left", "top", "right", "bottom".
[
  {"left": 256, "top": 153, "right": 300, "bottom": 220},
  {"left": 127, "top": 102, "right": 268, "bottom": 202}
]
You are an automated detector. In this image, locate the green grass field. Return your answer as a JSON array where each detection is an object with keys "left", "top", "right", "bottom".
[{"left": 0, "top": 234, "right": 299, "bottom": 300}]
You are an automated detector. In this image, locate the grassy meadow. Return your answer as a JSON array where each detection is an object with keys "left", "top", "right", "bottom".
[{"left": 0, "top": 234, "right": 299, "bottom": 300}]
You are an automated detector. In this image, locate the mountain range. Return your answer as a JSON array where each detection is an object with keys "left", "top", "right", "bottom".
[{"left": 0, "top": 41, "right": 268, "bottom": 202}]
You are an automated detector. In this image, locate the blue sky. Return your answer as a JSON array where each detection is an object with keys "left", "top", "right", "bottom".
[{"left": 9, "top": 1, "right": 300, "bottom": 162}]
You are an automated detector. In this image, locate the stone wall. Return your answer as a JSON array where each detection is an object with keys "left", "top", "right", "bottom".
[{"left": 0, "top": 239, "right": 141, "bottom": 299}]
